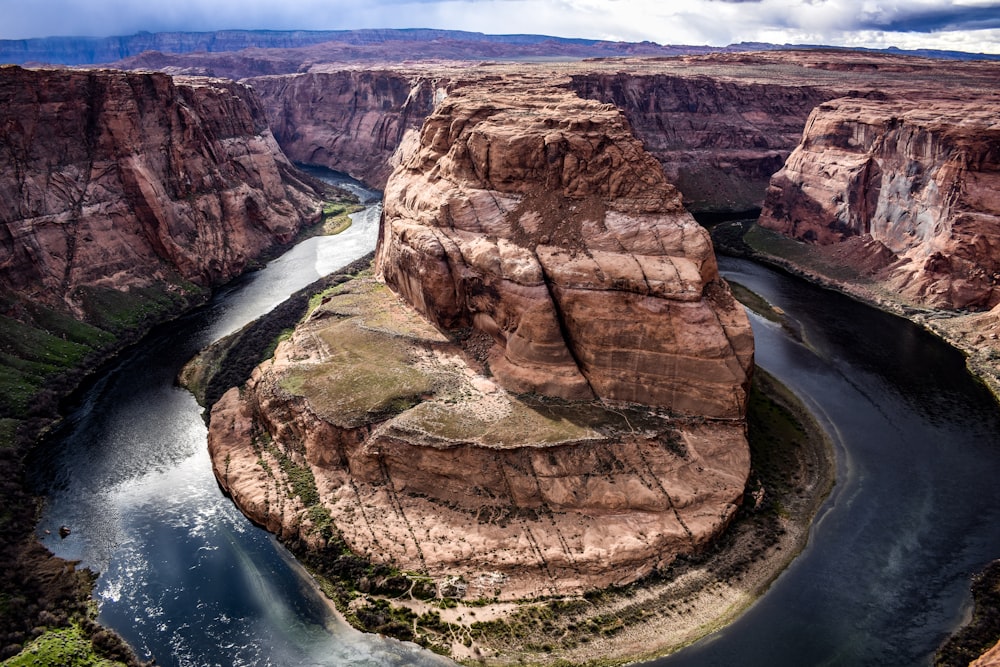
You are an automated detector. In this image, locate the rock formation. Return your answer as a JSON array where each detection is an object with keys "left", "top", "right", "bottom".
[
  {"left": 207, "top": 74, "right": 754, "bottom": 600},
  {"left": 246, "top": 70, "right": 444, "bottom": 187},
  {"left": 376, "top": 76, "right": 754, "bottom": 418},
  {"left": 759, "top": 97, "right": 1000, "bottom": 310},
  {"left": 0, "top": 65, "right": 323, "bottom": 318},
  {"left": 568, "top": 71, "right": 832, "bottom": 213},
  {"left": 973, "top": 641, "right": 1000, "bottom": 667}
]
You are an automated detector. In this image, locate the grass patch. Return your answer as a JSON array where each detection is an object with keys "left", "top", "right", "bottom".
[
  {"left": 321, "top": 201, "right": 364, "bottom": 235},
  {"left": 727, "top": 281, "right": 786, "bottom": 324},
  {"left": 1, "top": 624, "right": 127, "bottom": 667},
  {"left": 396, "top": 395, "right": 618, "bottom": 447},
  {"left": 73, "top": 283, "right": 203, "bottom": 334},
  {"left": 0, "top": 419, "right": 19, "bottom": 449},
  {"left": 280, "top": 320, "right": 436, "bottom": 427}
]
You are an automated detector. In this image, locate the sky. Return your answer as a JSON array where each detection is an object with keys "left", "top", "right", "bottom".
[{"left": 1, "top": 0, "right": 999, "bottom": 54}]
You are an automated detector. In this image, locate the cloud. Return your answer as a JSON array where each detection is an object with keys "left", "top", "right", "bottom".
[
  {"left": 0, "top": 0, "right": 998, "bottom": 54},
  {"left": 872, "top": 4, "right": 1000, "bottom": 32}
]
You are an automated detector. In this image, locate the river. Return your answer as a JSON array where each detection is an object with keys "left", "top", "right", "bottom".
[
  {"left": 27, "top": 190, "right": 1000, "bottom": 666},
  {"left": 28, "top": 172, "right": 453, "bottom": 667}
]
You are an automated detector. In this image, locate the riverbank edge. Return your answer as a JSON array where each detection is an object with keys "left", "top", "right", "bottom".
[
  {"left": 710, "top": 220, "right": 1000, "bottom": 667},
  {"left": 712, "top": 221, "right": 1000, "bottom": 403},
  {"left": 188, "top": 248, "right": 835, "bottom": 666},
  {"left": 0, "top": 186, "right": 358, "bottom": 664}
]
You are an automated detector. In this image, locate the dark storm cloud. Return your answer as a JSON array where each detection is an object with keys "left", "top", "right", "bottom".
[{"left": 874, "top": 4, "right": 1000, "bottom": 32}]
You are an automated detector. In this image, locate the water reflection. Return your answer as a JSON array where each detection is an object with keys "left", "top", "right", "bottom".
[
  {"left": 29, "top": 171, "right": 454, "bottom": 666},
  {"left": 653, "top": 257, "right": 1000, "bottom": 667}
]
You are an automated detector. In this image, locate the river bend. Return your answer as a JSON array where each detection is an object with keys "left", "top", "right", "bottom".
[{"left": 28, "top": 198, "right": 1000, "bottom": 666}]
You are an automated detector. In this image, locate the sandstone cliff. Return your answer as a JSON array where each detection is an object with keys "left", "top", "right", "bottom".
[
  {"left": 246, "top": 70, "right": 444, "bottom": 187},
  {"left": 376, "top": 77, "right": 754, "bottom": 417},
  {"left": 568, "top": 71, "right": 831, "bottom": 214},
  {"left": 0, "top": 65, "right": 323, "bottom": 317},
  {"left": 0, "top": 65, "right": 324, "bottom": 418},
  {"left": 759, "top": 97, "right": 1000, "bottom": 310},
  {"left": 207, "top": 75, "right": 753, "bottom": 601}
]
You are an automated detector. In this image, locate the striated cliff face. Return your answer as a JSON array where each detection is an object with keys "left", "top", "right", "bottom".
[
  {"left": 568, "top": 71, "right": 832, "bottom": 213},
  {"left": 759, "top": 98, "right": 1000, "bottom": 310},
  {"left": 0, "top": 65, "right": 323, "bottom": 318},
  {"left": 376, "top": 77, "right": 754, "bottom": 417},
  {"left": 247, "top": 70, "right": 444, "bottom": 187},
  {"left": 207, "top": 75, "right": 753, "bottom": 600}
]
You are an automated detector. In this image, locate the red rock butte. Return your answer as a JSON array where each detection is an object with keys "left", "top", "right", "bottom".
[{"left": 208, "top": 73, "right": 755, "bottom": 599}]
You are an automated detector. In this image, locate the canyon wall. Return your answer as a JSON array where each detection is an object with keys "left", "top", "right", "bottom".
[
  {"left": 759, "top": 98, "right": 1000, "bottom": 310},
  {"left": 247, "top": 70, "right": 444, "bottom": 187},
  {"left": 208, "top": 74, "right": 753, "bottom": 600},
  {"left": 0, "top": 65, "right": 323, "bottom": 317},
  {"left": 568, "top": 71, "right": 833, "bottom": 213}
]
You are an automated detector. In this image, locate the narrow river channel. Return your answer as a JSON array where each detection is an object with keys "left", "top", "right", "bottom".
[
  {"left": 27, "top": 184, "right": 1000, "bottom": 666},
  {"left": 28, "top": 172, "right": 454, "bottom": 667}
]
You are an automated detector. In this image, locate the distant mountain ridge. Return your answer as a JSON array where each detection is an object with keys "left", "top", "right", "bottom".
[
  {"left": 0, "top": 28, "right": 705, "bottom": 65},
  {"left": 1, "top": 28, "right": 998, "bottom": 66}
]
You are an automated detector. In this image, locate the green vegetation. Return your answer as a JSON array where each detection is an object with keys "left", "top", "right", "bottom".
[
  {"left": 74, "top": 283, "right": 205, "bottom": 334},
  {"left": 279, "top": 314, "right": 437, "bottom": 428},
  {"left": 1, "top": 625, "right": 128, "bottom": 667},
  {"left": 727, "top": 281, "right": 786, "bottom": 325},
  {"left": 321, "top": 201, "right": 364, "bottom": 235},
  {"left": 742, "top": 225, "right": 868, "bottom": 284},
  {"left": 295, "top": 199, "right": 365, "bottom": 241},
  {"left": 0, "top": 310, "right": 112, "bottom": 416},
  {"left": 745, "top": 369, "right": 816, "bottom": 519}
]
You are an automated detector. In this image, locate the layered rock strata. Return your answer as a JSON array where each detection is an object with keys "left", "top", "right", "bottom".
[
  {"left": 568, "top": 72, "right": 832, "bottom": 213},
  {"left": 759, "top": 98, "right": 1000, "bottom": 310},
  {"left": 208, "top": 76, "right": 754, "bottom": 599},
  {"left": 0, "top": 65, "right": 323, "bottom": 317},
  {"left": 376, "top": 78, "right": 754, "bottom": 418},
  {"left": 247, "top": 70, "right": 444, "bottom": 187}
]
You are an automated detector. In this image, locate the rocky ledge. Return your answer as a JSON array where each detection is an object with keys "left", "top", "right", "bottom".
[{"left": 207, "top": 75, "right": 753, "bottom": 600}]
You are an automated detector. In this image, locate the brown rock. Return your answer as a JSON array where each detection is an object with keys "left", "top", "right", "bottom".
[
  {"left": 376, "top": 75, "right": 753, "bottom": 418},
  {"left": 207, "top": 74, "right": 753, "bottom": 600},
  {"left": 0, "top": 65, "right": 323, "bottom": 317},
  {"left": 209, "top": 277, "right": 751, "bottom": 599},
  {"left": 247, "top": 70, "right": 443, "bottom": 187},
  {"left": 973, "top": 640, "right": 1000, "bottom": 667},
  {"left": 759, "top": 98, "right": 1000, "bottom": 310}
]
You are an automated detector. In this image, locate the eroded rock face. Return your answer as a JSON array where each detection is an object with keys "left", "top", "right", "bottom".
[
  {"left": 568, "top": 72, "right": 832, "bottom": 213},
  {"left": 209, "top": 277, "right": 751, "bottom": 599},
  {"left": 207, "top": 76, "right": 753, "bottom": 599},
  {"left": 0, "top": 65, "right": 322, "bottom": 316},
  {"left": 759, "top": 98, "right": 1000, "bottom": 310},
  {"left": 247, "top": 70, "right": 445, "bottom": 187},
  {"left": 376, "top": 77, "right": 754, "bottom": 418}
]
